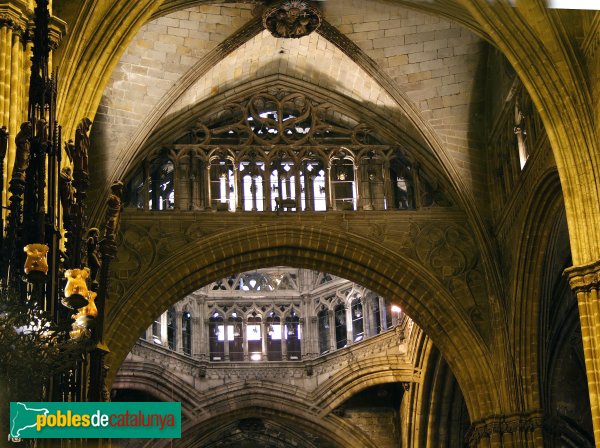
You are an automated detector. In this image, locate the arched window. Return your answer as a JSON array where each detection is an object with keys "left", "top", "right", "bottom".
[
  {"left": 152, "top": 317, "right": 161, "bottom": 344},
  {"left": 383, "top": 298, "right": 393, "bottom": 330},
  {"left": 209, "top": 157, "right": 235, "bottom": 211},
  {"left": 285, "top": 310, "right": 301, "bottom": 360},
  {"left": 228, "top": 312, "right": 243, "bottom": 361},
  {"left": 247, "top": 314, "right": 262, "bottom": 361},
  {"left": 370, "top": 294, "right": 382, "bottom": 335},
  {"left": 514, "top": 98, "right": 529, "bottom": 169},
  {"left": 334, "top": 304, "right": 347, "bottom": 349},
  {"left": 390, "top": 156, "right": 414, "bottom": 210},
  {"left": 182, "top": 310, "right": 192, "bottom": 356},
  {"left": 359, "top": 154, "right": 385, "bottom": 210},
  {"left": 271, "top": 157, "right": 297, "bottom": 211},
  {"left": 266, "top": 312, "right": 282, "bottom": 361},
  {"left": 209, "top": 312, "right": 224, "bottom": 361},
  {"left": 240, "top": 160, "right": 265, "bottom": 211},
  {"left": 149, "top": 156, "right": 175, "bottom": 211},
  {"left": 167, "top": 307, "right": 176, "bottom": 350},
  {"left": 318, "top": 308, "right": 330, "bottom": 354},
  {"left": 124, "top": 166, "right": 146, "bottom": 209},
  {"left": 301, "top": 159, "right": 326, "bottom": 211},
  {"left": 331, "top": 156, "right": 356, "bottom": 211},
  {"left": 351, "top": 297, "right": 364, "bottom": 342}
]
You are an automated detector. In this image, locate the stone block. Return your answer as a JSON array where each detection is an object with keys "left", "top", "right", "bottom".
[
  {"left": 156, "top": 17, "right": 179, "bottom": 28},
  {"left": 373, "top": 36, "right": 404, "bottom": 49},
  {"left": 434, "top": 28, "right": 461, "bottom": 39},
  {"left": 168, "top": 26, "right": 189, "bottom": 37},
  {"left": 384, "top": 25, "right": 416, "bottom": 37},
  {"left": 387, "top": 54, "right": 409, "bottom": 67},
  {"left": 408, "top": 51, "right": 437, "bottom": 64},
  {"left": 424, "top": 39, "right": 448, "bottom": 52},
  {"left": 405, "top": 31, "right": 435, "bottom": 45},
  {"left": 352, "top": 21, "right": 380, "bottom": 33}
]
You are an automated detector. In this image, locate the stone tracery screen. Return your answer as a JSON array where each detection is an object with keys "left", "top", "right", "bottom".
[{"left": 125, "top": 90, "right": 453, "bottom": 212}]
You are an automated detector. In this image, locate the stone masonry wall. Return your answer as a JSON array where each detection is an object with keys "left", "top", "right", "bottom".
[
  {"left": 89, "top": 4, "right": 254, "bottom": 197},
  {"left": 343, "top": 408, "right": 400, "bottom": 448}
]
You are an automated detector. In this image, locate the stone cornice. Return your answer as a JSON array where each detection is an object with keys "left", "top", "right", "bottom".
[
  {"left": 128, "top": 324, "right": 410, "bottom": 383},
  {"left": 0, "top": 1, "right": 66, "bottom": 47},
  {"left": 48, "top": 14, "right": 67, "bottom": 50},
  {"left": 0, "top": 0, "right": 31, "bottom": 36},
  {"left": 565, "top": 259, "right": 600, "bottom": 293},
  {"left": 466, "top": 411, "right": 544, "bottom": 446}
]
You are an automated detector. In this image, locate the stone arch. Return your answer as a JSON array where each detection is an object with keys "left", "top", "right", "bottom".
[
  {"left": 155, "top": 406, "right": 378, "bottom": 448},
  {"left": 112, "top": 361, "right": 198, "bottom": 420},
  {"left": 125, "top": 74, "right": 460, "bottom": 207},
  {"left": 105, "top": 223, "right": 500, "bottom": 422},
  {"left": 84, "top": 14, "right": 504, "bottom": 307},
  {"left": 57, "top": 0, "right": 599, "bottom": 263},
  {"left": 315, "top": 354, "right": 417, "bottom": 414},
  {"left": 511, "top": 169, "right": 566, "bottom": 411}
]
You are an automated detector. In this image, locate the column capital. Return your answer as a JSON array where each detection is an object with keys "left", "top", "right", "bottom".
[
  {"left": 565, "top": 259, "right": 600, "bottom": 293},
  {"left": 466, "top": 411, "right": 544, "bottom": 447},
  {"left": 48, "top": 15, "right": 67, "bottom": 50},
  {"left": 0, "top": 0, "right": 31, "bottom": 35}
]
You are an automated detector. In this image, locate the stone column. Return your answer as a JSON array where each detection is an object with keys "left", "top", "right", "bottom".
[
  {"left": 160, "top": 312, "right": 168, "bottom": 346},
  {"left": 363, "top": 298, "right": 371, "bottom": 338},
  {"left": 263, "top": 167, "right": 271, "bottom": 211},
  {"left": 281, "top": 327, "right": 288, "bottom": 360},
  {"left": 172, "top": 156, "right": 181, "bottom": 210},
  {"left": 379, "top": 296, "right": 387, "bottom": 330},
  {"left": 0, "top": 4, "right": 29, "bottom": 208},
  {"left": 261, "top": 322, "right": 268, "bottom": 358},
  {"left": 294, "top": 167, "right": 302, "bottom": 211},
  {"left": 194, "top": 296, "right": 207, "bottom": 360},
  {"left": 566, "top": 260, "right": 600, "bottom": 443},
  {"left": 234, "top": 164, "right": 242, "bottom": 211},
  {"left": 205, "top": 165, "right": 212, "bottom": 210},
  {"left": 383, "top": 160, "right": 391, "bottom": 210},
  {"left": 329, "top": 310, "right": 336, "bottom": 351},
  {"left": 142, "top": 160, "right": 150, "bottom": 210},
  {"left": 346, "top": 306, "right": 353, "bottom": 346},
  {"left": 223, "top": 323, "right": 230, "bottom": 361},
  {"left": 325, "top": 162, "right": 333, "bottom": 211},
  {"left": 309, "top": 316, "right": 318, "bottom": 357},
  {"left": 177, "top": 155, "right": 191, "bottom": 211},
  {"left": 242, "top": 318, "right": 249, "bottom": 361},
  {"left": 352, "top": 163, "right": 359, "bottom": 210},
  {"left": 174, "top": 305, "right": 183, "bottom": 353},
  {"left": 7, "top": 29, "right": 22, "bottom": 183},
  {"left": 301, "top": 293, "right": 312, "bottom": 357}
]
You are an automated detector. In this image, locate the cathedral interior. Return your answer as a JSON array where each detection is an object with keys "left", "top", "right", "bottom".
[{"left": 1, "top": 0, "right": 600, "bottom": 446}]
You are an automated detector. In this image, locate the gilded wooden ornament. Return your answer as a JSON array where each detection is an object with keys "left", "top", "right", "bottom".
[
  {"left": 23, "top": 243, "right": 49, "bottom": 283},
  {"left": 63, "top": 268, "right": 90, "bottom": 309}
]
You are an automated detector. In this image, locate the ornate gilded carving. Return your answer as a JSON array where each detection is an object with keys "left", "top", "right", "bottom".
[
  {"left": 262, "top": 1, "right": 321, "bottom": 39},
  {"left": 70, "top": 291, "right": 98, "bottom": 340},
  {"left": 63, "top": 268, "right": 91, "bottom": 309},
  {"left": 23, "top": 243, "right": 49, "bottom": 283}
]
